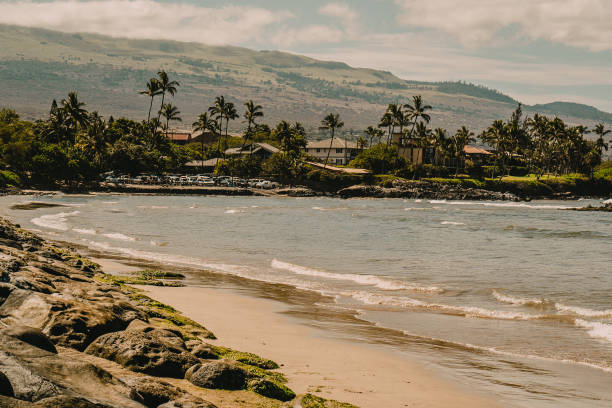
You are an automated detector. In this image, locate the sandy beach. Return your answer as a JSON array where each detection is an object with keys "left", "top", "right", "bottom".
[{"left": 142, "top": 285, "right": 499, "bottom": 408}]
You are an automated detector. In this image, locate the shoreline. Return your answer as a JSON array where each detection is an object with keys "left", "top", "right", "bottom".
[{"left": 139, "top": 284, "right": 500, "bottom": 408}]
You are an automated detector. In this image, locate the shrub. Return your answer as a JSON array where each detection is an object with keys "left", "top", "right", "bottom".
[
  {"left": 483, "top": 165, "right": 502, "bottom": 178},
  {"left": 509, "top": 166, "right": 529, "bottom": 177},
  {"left": 0, "top": 170, "right": 21, "bottom": 188},
  {"left": 349, "top": 144, "right": 405, "bottom": 174}
]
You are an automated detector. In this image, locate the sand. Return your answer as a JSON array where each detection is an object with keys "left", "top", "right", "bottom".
[{"left": 143, "top": 285, "right": 500, "bottom": 408}]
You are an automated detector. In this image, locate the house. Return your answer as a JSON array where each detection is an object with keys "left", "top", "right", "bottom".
[
  {"left": 184, "top": 158, "right": 221, "bottom": 172},
  {"left": 165, "top": 129, "right": 193, "bottom": 145},
  {"left": 464, "top": 145, "right": 494, "bottom": 165},
  {"left": 191, "top": 131, "right": 242, "bottom": 146},
  {"left": 303, "top": 138, "right": 360, "bottom": 166},
  {"left": 224, "top": 143, "right": 279, "bottom": 159},
  {"left": 391, "top": 133, "right": 428, "bottom": 165}
]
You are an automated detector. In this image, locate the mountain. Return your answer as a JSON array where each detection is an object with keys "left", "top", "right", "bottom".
[{"left": 1, "top": 24, "right": 610, "bottom": 135}]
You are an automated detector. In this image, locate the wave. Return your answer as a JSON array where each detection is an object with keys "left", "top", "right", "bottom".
[
  {"left": 102, "top": 233, "right": 136, "bottom": 242},
  {"left": 31, "top": 211, "right": 80, "bottom": 231},
  {"left": 603, "top": 199, "right": 612, "bottom": 205},
  {"left": 483, "top": 202, "right": 576, "bottom": 210},
  {"left": 271, "top": 259, "right": 442, "bottom": 293},
  {"left": 575, "top": 319, "right": 612, "bottom": 343},
  {"left": 429, "top": 200, "right": 447, "bottom": 204},
  {"left": 441, "top": 221, "right": 465, "bottom": 226},
  {"left": 555, "top": 303, "right": 612, "bottom": 318},
  {"left": 492, "top": 290, "right": 545, "bottom": 306},
  {"left": 225, "top": 209, "right": 244, "bottom": 214},
  {"left": 346, "top": 291, "right": 553, "bottom": 321},
  {"left": 72, "top": 228, "right": 96, "bottom": 235}
]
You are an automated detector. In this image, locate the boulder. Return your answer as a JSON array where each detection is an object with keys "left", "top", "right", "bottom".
[
  {"left": 5, "top": 326, "right": 57, "bottom": 354},
  {"left": 85, "top": 326, "right": 199, "bottom": 378},
  {"left": 190, "top": 344, "right": 219, "bottom": 360},
  {"left": 247, "top": 378, "right": 295, "bottom": 402},
  {"left": 185, "top": 361, "right": 247, "bottom": 390},
  {"left": 31, "top": 396, "right": 114, "bottom": 408},
  {"left": 0, "top": 371, "right": 13, "bottom": 397},
  {"left": 126, "top": 377, "right": 182, "bottom": 408},
  {"left": 158, "top": 396, "right": 217, "bottom": 408},
  {"left": 0, "top": 351, "right": 61, "bottom": 402}
]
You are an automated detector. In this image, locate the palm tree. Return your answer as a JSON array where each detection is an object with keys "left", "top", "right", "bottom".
[
  {"left": 242, "top": 100, "right": 263, "bottom": 151},
  {"left": 594, "top": 123, "right": 610, "bottom": 158},
  {"left": 404, "top": 95, "right": 432, "bottom": 161},
  {"left": 156, "top": 70, "right": 179, "bottom": 122},
  {"left": 208, "top": 96, "right": 227, "bottom": 154},
  {"left": 378, "top": 112, "right": 394, "bottom": 145},
  {"left": 140, "top": 78, "right": 162, "bottom": 121},
  {"left": 77, "top": 112, "right": 108, "bottom": 172},
  {"left": 432, "top": 128, "right": 448, "bottom": 165},
  {"left": 192, "top": 112, "right": 218, "bottom": 171},
  {"left": 61, "top": 91, "right": 89, "bottom": 130},
  {"left": 222, "top": 102, "right": 238, "bottom": 155},
  {"left": 452, "top": 126, "right": 475, "bottom": 176},
  {"left": 159, "top": 103, "right": 182, "bottom": 140},
  {"left": 365, "top": 126, "right": 384, "bottom": 148},
  {"left": 321, "top": 113, "right": 344, "bottom": 169}
]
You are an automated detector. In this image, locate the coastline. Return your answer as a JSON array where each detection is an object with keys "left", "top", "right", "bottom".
[{"left": 138, "top": 284, "right": 499, "bottom": 408}]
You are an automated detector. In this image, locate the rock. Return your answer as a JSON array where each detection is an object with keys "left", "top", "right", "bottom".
[
  {"left": 185, "top": 360, "right": 247, "bottom": 390},
  {"left": 0, "top": 371, "right": 13, "bottom": 397},
  {"left": 158, "top": 396, "right": 217, "bottom": 408},
  {"left": 85, "top": 326, "right": 199, "bottom": 378},
  {"left": 190, "top": 344, "right": 219, "bottom": 360},
  {"left": 0, "top": 351, "right": 61, "bottom": 402},
  {"left": 247, "top": 378, "right": 295, "bottom": 401},
  {"left": 31, "top": 396, "right": 114, "bottom": 408},
  {"left": 0, "top": 283, "right": 15, "bottom": 306},
  {"left": 5, "top": 326, "right": 57, "bottom": 354},
  {"left": 126, "top": 377, "right": 182, "bottom": 408}
]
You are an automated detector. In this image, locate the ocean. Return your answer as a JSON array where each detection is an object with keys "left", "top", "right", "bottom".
[{"left": 1, "top": 194, "right": 611, "bottom": 407}]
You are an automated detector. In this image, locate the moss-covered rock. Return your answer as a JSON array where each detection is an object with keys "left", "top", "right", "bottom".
[
  {"left": 289, "top": 393, "right": 360, "bottom": 408},
  {"left": 247, "top": 378, "right": 295, "bottom": 402},
  {"left": 212, "top": 345, "right": 278, "bottom": 369}
]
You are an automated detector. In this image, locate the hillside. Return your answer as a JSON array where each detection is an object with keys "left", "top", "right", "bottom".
[{"left": 1, "top": 24, "right": 610, "bottom": 135}]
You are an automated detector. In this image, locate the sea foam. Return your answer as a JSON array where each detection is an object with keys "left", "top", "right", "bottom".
[
  {"left": 575, "top": 319, "right": 612, "bottom": 343},
  {"left": 555, "top": 303, "right": 612, "bottom": 318},
  {"left": 492, "top": 290, "right": 544, "bottom": 306},
  {"left": 271, "top": 259, "right": 442, "bottom": 293},
  {"left": 31, "top": 211, "right": 80, "bottom": 231}
]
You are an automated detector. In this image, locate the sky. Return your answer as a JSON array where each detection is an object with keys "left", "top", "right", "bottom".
[{"left": 2, "top": 0, "right": 612, "bottom": 111}]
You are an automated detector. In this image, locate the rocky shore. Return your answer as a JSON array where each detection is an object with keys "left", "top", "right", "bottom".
[{"left": 0, "top": 217, "right": 356, "bottom": 408}]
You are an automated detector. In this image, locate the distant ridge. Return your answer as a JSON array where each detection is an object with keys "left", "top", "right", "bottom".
[{"left": 0, "top": 24, "right": 610, "bottom": 131}]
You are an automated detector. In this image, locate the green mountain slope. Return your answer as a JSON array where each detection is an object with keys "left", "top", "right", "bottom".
[{"left": 1, "top": 24, "right": 610, "bottom": 133}]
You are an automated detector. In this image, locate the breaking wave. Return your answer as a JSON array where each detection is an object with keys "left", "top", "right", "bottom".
[
  {"left": 575, "top": 320, "right": 612, "bottom": 343},
  {"left": 492, "top": 290, "right": 545, "bottom": 306},
  {"left": 555, "top": 304, "right": 612, "bottom": 318},
  {"left": 31, "top": 211, "right": 80, "bottom": 231},
  {"left": 271, "top": 259, "right": 442, "bottom": 293}
]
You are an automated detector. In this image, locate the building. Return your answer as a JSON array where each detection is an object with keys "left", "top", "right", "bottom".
[
  {"left": 224, "top": 143, "right": 279, "bottom": 159},
  {"left": 165, "top": 129, "right": 243, "bottom": 146},
  {"left": 165, "top": 129, "right": 193, "bottom": 145},
  {"left": 184, "top": 158, "right": 221, "bottom": 172},
  {"left": 303, "top": 138, "right": 360, "bottom": 166},
  {"left": 392, "top": 133, "right": 428, "bottom": 165},
  {"left": 464, "top": 145, "right": 494, "bottom": 165}
]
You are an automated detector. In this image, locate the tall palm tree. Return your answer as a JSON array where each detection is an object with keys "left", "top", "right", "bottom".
[
  {"left": 192, "top": 112, "right": 218, "bottom": 171},
  {"left": 594, "top": 123, "right": 610, "bottom": 158},
  {"left": 140, "top": 78, "right": 162, "bottom": 121},
  {"left": 404, "top": 95, "right": 432, "bottom": 162},
  {"left": 365, "top": 126, "right": 383, "bottom": 148},
  {"left": 452, "top": 126, "right": 475, "bottom": 176},
  {"left": 208, "top": 96, "right": 227, "bottom": 154},
  {"left": 156, "top": 70, "right": 179, "bottom": 122},
  {"left": 222, "top": 102, "right": 238, "bottom": 156},
  {"left": 321, "top": 113, "right": 344, "bottom": 169},
  {"left": 242, "top": 100, "right": 263, "bottom": 151},
  {"left": 77, "top": 112, "right": 108, "bottom": 172},
  {"left": 432, "top": 128, "right": 448, "bottom": 165},
  {"left": 159, "top": 103, "right": 182, "bottom": 140},
  {"left": 61, "top": 91, "right": 89, "bottom": 130}
]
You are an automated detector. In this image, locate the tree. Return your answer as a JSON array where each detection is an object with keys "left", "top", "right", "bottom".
[
  {"left": 76, "top": 112, "right": 108, "bottom": 172},
  {"left": 208, "top": 96, "right": 227, "bottom": 154},
  {"left": 222, "top": 102, "right": 238, "bottom": 154},
  {"left": 242, "top": 100, "right": 263, "bottom": 151},
  {"left": 451, "top": 126, "right": 475, "bottom": 176},
  {"left": 156, "top": 70, "right": 179, "bottom": 122},
  {"left": 404, "top": 95, "right": 432, "bottom": 161},
  {"left": 365, "top": 126, "right": 384, "bottom": 148},
  {"left": 140, "top": 78, "right": 162, "bottom": 121},
  {"left": 159, "top": 103, "right": 182, "bottom": 140},
  {"left": 594, "top": 123, "right": 610, "bottom": 158},
  {"left": 321, "top": 113, "right": 344, "bottom": 169},
  {"left": 61, "top": 92, "right": 89, "bottom": 141},
  {"left": 192, "top": 112, "right": 218, "bottom": 171}
]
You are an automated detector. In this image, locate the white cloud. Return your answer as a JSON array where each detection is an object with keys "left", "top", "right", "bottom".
[
  {"left": 394, "top": 0, "right": 612, "bottom": 51},
  {"left": 319, "top": 2, "right": 359, "bottom": 25},
  {"left": 0, "top": 0, "right": 292, "bottom": 45}
]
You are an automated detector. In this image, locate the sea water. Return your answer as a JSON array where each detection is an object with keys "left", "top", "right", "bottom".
[{"left": 1, "top": 194, "right": 611, "bottom": 407}]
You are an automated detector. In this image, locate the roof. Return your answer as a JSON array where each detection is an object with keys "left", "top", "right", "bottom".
[
  {"left": 225, "top": 143, "right": 280, "bottom": 155},
  {"left": 464, "top": 145, "right": 493, "bottom": 155},
  {"left": 185, "top": 158, "right": 221, "bottom": 167},
  {"left": 306, "top": 138, "right": 358, "bottom": 149},
  {"left": 306, "top": 161, "right": 371, "bottom": 175}
]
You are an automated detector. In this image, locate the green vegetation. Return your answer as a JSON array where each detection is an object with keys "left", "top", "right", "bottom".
[
  {"left": 300, "top": 393, "right": 360, "bottom": 408},
  {"left": 211, "top": 345, "right": 279, "bottom": 370}
]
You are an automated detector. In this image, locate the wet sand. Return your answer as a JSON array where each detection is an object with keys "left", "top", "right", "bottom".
[{"left": 142, "top": 285, "right": 500, "bottom": 408}]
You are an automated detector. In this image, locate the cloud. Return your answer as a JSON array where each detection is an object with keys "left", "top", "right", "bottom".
[
  {"left": 394, "top": 0, "right": 612, "bottom": 51},
  {"left": 0, "top": 0, "right": 292, "bottom": 45},
  {"left": 319, "top": 2, "right": 359, "bottom": 25}
]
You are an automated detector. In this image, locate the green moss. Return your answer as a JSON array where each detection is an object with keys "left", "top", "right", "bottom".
[
  {"left": 137, "top": 269, "right": 185, "bottom": 279},
  {"left": 300, "top": 394, "right": 360, "bottom": 408},
  {"left": 212, "top": 346, "right": 279, "bottom": 369},
  {"left": 247, "top": 379, "right": 295, "bottom": 402},
  {"left": 93, "top": 272, "right": 183, "bottom": 287},
  {"left": 238, "top": 363, "right": 287, "bottom": 384}
]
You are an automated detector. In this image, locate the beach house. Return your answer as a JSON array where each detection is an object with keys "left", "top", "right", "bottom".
[
  {"left": 303, "top": 138, "right": 359, "bottom": 165},
  {"left": 224, "top": 143, "right": 280, "bottom": 159}
]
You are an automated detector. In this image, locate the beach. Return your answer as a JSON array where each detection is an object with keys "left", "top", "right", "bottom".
[{"left": 141, "top": 284, "right": 498, "bottom": 408}]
